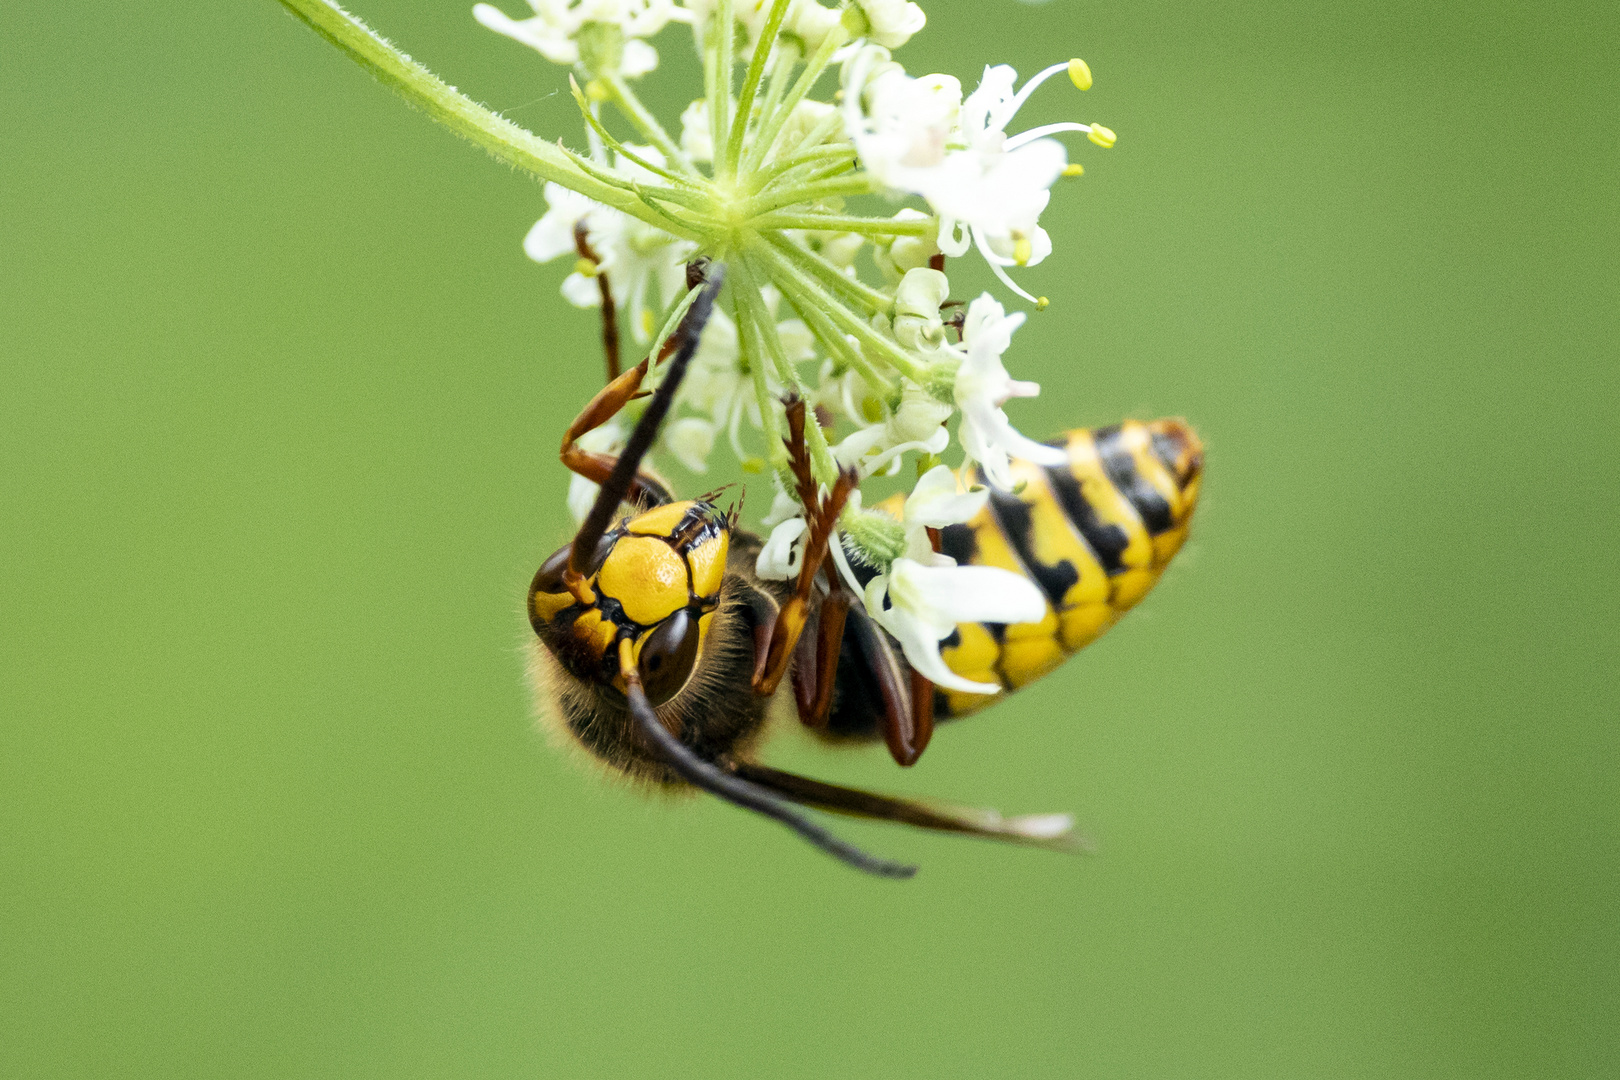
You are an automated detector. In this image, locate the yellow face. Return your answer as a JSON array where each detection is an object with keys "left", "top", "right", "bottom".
[{"left": 529, "top": 500, "right": 730, "bottom": 704}]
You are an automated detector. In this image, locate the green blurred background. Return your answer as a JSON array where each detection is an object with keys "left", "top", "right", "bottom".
[{"left": 3, "top": 0, "right": 1616, "bottom": 1076}]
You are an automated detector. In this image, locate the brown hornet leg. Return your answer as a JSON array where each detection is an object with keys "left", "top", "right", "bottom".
[
  {"left": 574, "top": 221, "right": 621, "bottom": 383},
  {"left": 791, "top": 572, "right": 850, "bottom": 729},
  {"left": 730, "top": 761, "right": 1084, "bottom": 852},
  {"left": 753, "top": 396, "right": 856, "bottom": 696}
]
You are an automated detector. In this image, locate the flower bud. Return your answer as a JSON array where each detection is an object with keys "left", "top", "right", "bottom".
[
  {"left": 853, "top": 0, "right": 927, "bottom": 50},
  {"left": 841, "top": 508, "right": 907, "bottom": 572},
  {"left": 873, "top": 210, "right": 940, "bottom": 284},
  {"left": 890, "top": 380, "right": 953, "bottom": 444},
  {"left": 893, "top": 267, "right": 950, "bottom": 354}
]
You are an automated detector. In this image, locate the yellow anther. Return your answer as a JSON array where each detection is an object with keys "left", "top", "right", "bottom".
[
  {"left": 1013, "top": 235, "right": 1033, "bottom": 266},
  {"left": 1067, "top": 58, "right": 1093, "bottom": 91},
  {"left": 640, "top": 309, "right": 655, "bottom": 337},
  {"left": 573, "top": 257, "right": 599, "bottom": 278},
  {"left": 740, "top": 457, "right": 765, "bottom": 474},
  {"left": 1036, "top": 296, "right": 1051, "bottom": 310},
  {"left": 1087, "top": 124, "right": 1117, "bottom": 149},
  {"left": 583, "top": 78, "right": 610, "bottom": 103},
  {"left": 1062, "top": 163, "right": 1085, "bottom": 178}
]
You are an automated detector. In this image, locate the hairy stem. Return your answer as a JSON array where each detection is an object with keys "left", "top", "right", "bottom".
[
  {"left": 725, "top": 0, "right": 792, "bottom": 177},
  {"left": 602, "top": 70, "right": 694, "bottom": 175},
  {"left": 761, "top": 229, "right": 891, "bottom": 315},
  {"left": 740, "top": 24, "right": 847, "bottom": 175},
  {"left": 278, "top": 0, "right": 701, "bottom": 237}
]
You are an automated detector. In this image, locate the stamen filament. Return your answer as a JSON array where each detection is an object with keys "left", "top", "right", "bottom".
[
  {"left": 1003, "top": 121, "right": 1095, "bottom": 152},
  {"left": 972, "top": 228, "right": 1042, "bottom": 305},
  {"left": 1008, "top": 61, "right": 1073, "bottom": 116}
]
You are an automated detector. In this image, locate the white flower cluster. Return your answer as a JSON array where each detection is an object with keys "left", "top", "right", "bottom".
[{"left": 475, "top": 0, "right": 1117, "bottom": 690}]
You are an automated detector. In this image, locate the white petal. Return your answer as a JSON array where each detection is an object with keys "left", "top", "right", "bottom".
[
  {"left": 567, "top": 474, "right": 600, "bottom": 525},
  {"left": 756, "top": 517, "right": 807, "bottom": 581},
  {"left": 1023, "top": 226, "right": 1053, "bottom": 267},
  {"left": 560, "top": 272, "right": 601, "bottom": 308},
  {"left": 473, "top": 4, "right": 580, "bottom": 65},
  {"left": 867, "top": 581, "right": 1002, "bottom": 695},
  {"left": 858, "top": 426, "right": 950, "bottom": 477},
  {"left": 832, "top": 423, "right": 889, "bottom": 468},
  {"left": 620, "top": 38, "right": 658, "bottom": 77},
  {"left": 523, "top": 184, "right": 597, "bottom": 263},
  {"left": 892, "top": 559, "right": 1049, "bottom": 628},
  {"left": 937, "top": 218, "right": 971, "bottom": 257},
  {"left": 958, "top": 401, "right": 1014, "bottom": 489},
  {"left": 761, "top": 487, "right": 804, "bottom": 528},
  {"left": 979, "top": 404, "right": 1068, "bottom": 467},
  {"left": 904, "top": 464, "right": 988, "bottom": 529}
]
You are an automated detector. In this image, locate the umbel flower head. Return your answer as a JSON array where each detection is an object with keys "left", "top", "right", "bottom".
[
  {"left": 287, "top": 0, "right": 1119, "bottom": 688},
  {"left": 459, "top": 0, "right": 1119, "bottom": 685}
]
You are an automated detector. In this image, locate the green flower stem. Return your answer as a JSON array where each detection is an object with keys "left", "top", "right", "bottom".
[
  {"left": 745, "top": 43, "right": 800, "bottom": 184},
  {"left": 709, "top": 0, "right": 736, "bottom": 177},
  {"left": 630, "top": 186, "right": 720, "bottom": 236},
  {"left": 801, "top": 395, "right": 838, "bottom": 486},
  {"left": 277, "top": 0, "right": 700, "bottom": 239},
  {"left": 602, "top": 70, "right": 693, "bottom": 175},
  {"left": 740, "top": 24, "right": 847, "bottom": 175},
  {"left": 750, "top": 211, "right": 935, "bottom": 237},
  {"left": 647, "top": 283, "right": 705, "bottom": 365},
  {"left": 782, "top": 108, "right": 847, "bottom": 162},
  {"left": 743, "top": 173, "right": 878, "bottom": 217},
  {"left": 735, "top": 261, "right": 839, "bottom": 484},
  {"left": 729, "top": 259, "right": 800, "bottom": 390},
  {"left": 799, "top": 158, "right": 858, "bottom": 184},
  {"left": 749, "top": 250, "right": 891, "bottom": 397},
  {"left": 733, "top": 290, "right": 787, "bottom": 472},
  {"left": 754, "top": 144, "right": 857, "bottom": 188},
  {"left": 749, "top": 240, "right": 926, "bottom": 384},
  {"left": 555, "top": 147, "right": 719, "bottom": 235},
  {"left": 724, "top": 0, "right": 792, "bottom": 179},
  {"left": 761, "top": 230, "right": 891, "bottom": 315},
  {"left": 569, "top": 77, "right": 702, "bottom": 188}
]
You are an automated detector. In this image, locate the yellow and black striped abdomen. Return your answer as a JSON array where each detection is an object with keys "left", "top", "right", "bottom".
[{"left": 935, "top": 418, "right": 1204, "bottom": 717}]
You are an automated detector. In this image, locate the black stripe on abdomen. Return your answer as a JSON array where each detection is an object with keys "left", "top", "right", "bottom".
[
  {"left": 1041, "top": 456, "right": 1129, "bottom": 574},
  {"left": 986, "top": 488, "right": 1077, "bottom": 608},
  {"left": 1094, "top": 425, "right": 1174, "bottom": 535}
]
